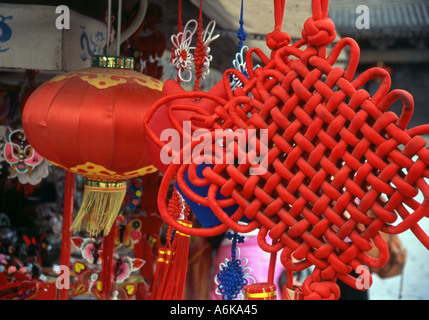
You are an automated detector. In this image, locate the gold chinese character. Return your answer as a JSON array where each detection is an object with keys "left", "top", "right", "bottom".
[
  {"left": 99, "top": 57, "right": 107, "bottom": 68},
  {"left": 108, "top": 57, "right": 116, "bottom": 68},
  {"left": 117, "top": 58, "right": 124, "bottom": 68},
  {"left": 125, "top": 58, "right": 133, "bottom": 69}
]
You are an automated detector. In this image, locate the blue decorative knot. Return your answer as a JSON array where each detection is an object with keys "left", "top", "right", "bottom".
[{"left": 216, "top": 231, "right": 249, "bottom": 300}]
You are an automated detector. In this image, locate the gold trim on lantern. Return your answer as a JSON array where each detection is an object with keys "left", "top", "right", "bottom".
[
  {"left": 84, "top": 180, "right": 127, "bottom": 192},
  {"left": 48, "top": 68, "right": 163, "bottom": 91},
  {"left": 91, "top": 55, "right": 135, "bottom": 70},
  {"left": 47, "top": 161, "right": 158, "bottom": 181}
]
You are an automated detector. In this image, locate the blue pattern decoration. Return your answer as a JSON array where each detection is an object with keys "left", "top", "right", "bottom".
[
  {"left": 0, "top": 15, "right": 13, "bottom": 52},
  {"left": 80, "top": 26, "right": 105, "bottom": 62}
]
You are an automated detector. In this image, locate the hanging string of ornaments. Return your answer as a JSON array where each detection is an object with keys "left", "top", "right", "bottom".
[
  {"left": 213, "top": 0, "right": 258, "bottom": 300},
  {"left": 145, "top": 0, "right": 429, "bottom": 301},
  {"left": 169, "top": 0, "right": 219, "bottom": 88}
]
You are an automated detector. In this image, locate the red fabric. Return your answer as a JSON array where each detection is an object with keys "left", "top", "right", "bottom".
[
  {"left": 144, "top": 0, "right": 429, "bottom": 300},
  {"left": 140, "top": 172, "right": 162, "bottom": 214},
  {"left": 59, "top": 171, "right": 75, "bottom": 300},
  {"left": 134, "top": 214, "right": 164, "bottom": 281},
  {"left": 36, "top": 283, "right": 57, "bottom": 300},
  {"left": 101, "top": 227, "right": 116, "bottom": 300},
  {"left": 22, "top": 67, "right": 163, "bottom": 181}
]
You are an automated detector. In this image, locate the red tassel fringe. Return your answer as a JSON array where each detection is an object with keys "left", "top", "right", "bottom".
[{"left": 152, "top": 188, "right": 192, "bottom": 300}]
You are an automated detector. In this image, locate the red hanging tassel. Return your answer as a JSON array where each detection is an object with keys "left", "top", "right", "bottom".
[
  {"left": 169, "top": 219, "right": 192, "bottom": 300},
  {"left": 152, "top": 243, "right": 174, "bottom": 299},
  {"left": 157, "top": 220, "right": 191, "bottom": 300},
  {"left": 152, "top": 188, "right": 192, "bottom": 300},
  {"left": 152, "top": 222, "right": 174, "bottom": 299}
]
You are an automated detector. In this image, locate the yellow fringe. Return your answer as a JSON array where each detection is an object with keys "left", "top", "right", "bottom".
[{"left": 71, "top": 186, "right": 126, "bottom": 237}]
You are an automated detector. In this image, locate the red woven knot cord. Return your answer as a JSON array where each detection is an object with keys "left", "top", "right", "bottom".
[
  {"left": 301, "top": 0, "right": 336, "bottom": 48},
  {"left": 266, "top": 0, "right": 291, "bottom": 54},
  {"left": 144, "top": 0, "right": 429, "bottom": 300},
  {"left": 302, "top": 268, "right": 340, "bottom": 300}
]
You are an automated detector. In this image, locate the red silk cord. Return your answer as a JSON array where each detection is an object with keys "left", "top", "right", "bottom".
[{"left": 144, "top": 0, "right": 429, "bottom": 300}]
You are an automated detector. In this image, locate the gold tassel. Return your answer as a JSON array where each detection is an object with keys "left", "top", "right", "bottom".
[{"left": 71, "top": 180, "right": 127, "bottom": 236}]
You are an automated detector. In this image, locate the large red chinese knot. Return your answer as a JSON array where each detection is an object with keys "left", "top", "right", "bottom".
[{"left": 144, "top": 0, "right": 429, "bottom": 300}]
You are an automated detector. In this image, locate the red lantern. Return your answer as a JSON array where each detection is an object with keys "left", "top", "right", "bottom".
[{"left": 22, "top": 55, "right": 163, "bottom": 236}]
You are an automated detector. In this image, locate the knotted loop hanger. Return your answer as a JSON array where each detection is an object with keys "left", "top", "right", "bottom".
[
  {"left": 266, "top": 0, "right": 336, "bottom": 57},
  {"left": 302, "top": 0, "right": 336, "bottom": 48},
  {"left": 266, "top": 0, "right": 291, "bottom": 56}
]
